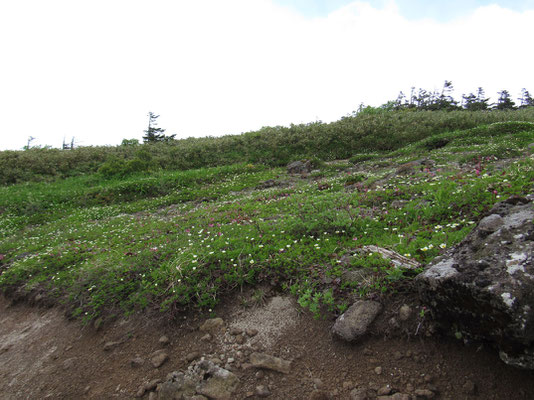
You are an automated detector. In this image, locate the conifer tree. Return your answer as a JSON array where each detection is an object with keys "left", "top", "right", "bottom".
[{"left": 495, "top": 90, "right": 516, "bottom": 110}]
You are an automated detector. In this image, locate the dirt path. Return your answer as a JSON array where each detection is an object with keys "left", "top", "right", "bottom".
[{"left": 2, "top": 293, "right": 534, "bottom": 399}]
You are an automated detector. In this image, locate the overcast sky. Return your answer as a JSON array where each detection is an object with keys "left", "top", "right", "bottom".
[{"left": 1, "top": 0, "right": 533, "bottom": 150}]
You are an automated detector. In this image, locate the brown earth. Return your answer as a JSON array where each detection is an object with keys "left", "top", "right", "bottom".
[{"left": 2, "top": 287, "right": 534, "bottom": 400}]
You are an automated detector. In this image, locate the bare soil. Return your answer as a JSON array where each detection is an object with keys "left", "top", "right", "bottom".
[{"left": 2, "top": 288, "right": 534, "bottom": 400}]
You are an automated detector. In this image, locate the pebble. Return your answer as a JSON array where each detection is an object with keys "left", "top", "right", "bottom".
[
  {"left": 103, "top": 341, "right": 122, "bottom": 351},
  {"left": 255, "top": 385, "right": 271, "bottom": 397},
  {"left": 374, "top": 366, "right": 383, "bottom": 375},
  {"left": 144, "top": 379, "right": 162, "bottom": 391},
  {"left": 229, "top": 327, "right": 243, "bottom": 336},
  {"left": 399, "top": 304, "right": 412, "bottom": 321},
  {"left": 148, "top": 392, "right": 157, "bottom": 400},
  {"left": 393, "top": 351, "right": 403, "bottom": 360},
  {"left": 250, "top": 352, "right": 291, "bottom": 374},
  {"left": 377, "top": 385, "right": 392, "bottom": 395},
  {"left": 201, "top": 333, "right": 212, "bottom": 342},
  {"left": 200, "top": 317, "right": 224, "bottom": 332},
  {"left": 463, "top": 379, "right": 477, "bottom": 395},
  {"left": 235, "top": 334, "right": 246, "bottom": 344},
  {"left": 246, "top": 328, "right": 259, "bottom": 337},
  {"left": 130, "top": 357, "right": 145, "bottom": 368},
  {"left": 313, "top": 378, "right": 324, "bottom": 390},
  {"left": 150, "top": 350, "right": 169, "bottom": 368},
  {"left": 158, "top": 335, "right": 170, "bottom": 345},
  {"left": 186, "top": 351, "right": 200, "bottom": 363},
  {"left": 256, "top": 370, "right": 265, "bottom": 380}
]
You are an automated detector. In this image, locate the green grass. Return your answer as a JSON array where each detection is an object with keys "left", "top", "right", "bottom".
[{"left": 1, "top": 122, "right": 533, "bottom": 322}]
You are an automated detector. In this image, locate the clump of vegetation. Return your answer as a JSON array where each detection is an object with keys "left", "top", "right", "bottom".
[{"left": 1, "top": 119, "right": 533, "bottom": 322}]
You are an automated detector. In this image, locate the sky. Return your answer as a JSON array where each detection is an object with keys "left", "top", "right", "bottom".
[{"left": 0, "top": 0, "right": 533, "bottom": 150}]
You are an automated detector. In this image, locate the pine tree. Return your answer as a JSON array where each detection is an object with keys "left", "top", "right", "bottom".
[
  {"left": 495, "top": 90, "right": 516, "bottom": 110},
  {"left": 519, "top": 88, "right": 534, "bottom": 108},
  {"left": 142, "top": 112, "right": 175, "bottom": 143}
]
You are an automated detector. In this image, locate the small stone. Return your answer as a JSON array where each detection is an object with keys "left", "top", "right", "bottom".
[
  {"left": 235, "top": 334, "right": 246, "bottom": 344},
  {"left": 201, "top": 333, "right": 212, "bottom": 342},
  {"left": 393, "top": 351, "right": 403, "bottom": 360},
  {"left": 200, "top": 318, "right": 224, "bottom": 332},
  {"left": 256, "top": 370, "right": 265, "bottom": 379},
  {"left": 424, "top": 374, "right": 433, "bottom": 383},
  {"left": 144, "top": 379, "right": 162, "bottom": 391},
  {"left": 103, "top": 341, "right": 121, "bottom": 351},
  {"left": 83, "top": 386, "right": 90, "bottom": 394},
  {"left": 313, "top": 378, "right": 324, "bottom": 389},
  {"left": 255, "top": 385, "right": 271, "bottom": 397},
  {"left": 250, "top": 352, "right": 291, "bottom": 374},
  {"left": 414, "top": 389, "right": 435, "bottom": 398},
  {"left": 159, "top": 335, "right": 170, "bottom": 345},
  {"left": 343, "top": 381, "right": 354, "bottom": 390},
  {"left": 350, "top": 387, "right": 370, "bottom": 400},
  {"left": 65, "top": 345, "right": 73, "bottom": 351},
  {"left": 210, "top": 357, "right": 222, "bottom": 365},
  {"left": 150, "top": 350, "right": 169, "bottom": 368},
  {"left": 135, "top": 386, "right": 145, "bottom": 398},
  {"left": 398, "top": 304, "right": 412, "bottom": 321},
  {"left": 377, "top": 386, "right": 391, "bottom": 395},
  {"left": 186, "top": 351, "right": 200, "bottom": 363},
  {"left": 463, "top": 379, "right": 477, "bottom": 395},
  {"left": 374, "top": 366, "right": 383, "bottom": 375},
  {"left": 229, "top": 327, "right": 243, "bottom": 336},
  {"left": 246, "top": 328, "right": 259, "bottom": 337},
  {"left": 148, "top": 392, "right": 157, "bottom": 400},
  {"left": 405, "top": 383, "right": 414, "bottom": 392},
  {"left": 130, "top": 357, "right": 144, "bottom": 368}
]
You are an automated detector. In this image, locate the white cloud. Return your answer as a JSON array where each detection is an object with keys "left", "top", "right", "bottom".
[{"left": 0, "top": 0, "right": 532, "bottom": 150}]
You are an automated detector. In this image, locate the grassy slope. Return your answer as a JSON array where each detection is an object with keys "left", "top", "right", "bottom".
[{"left": 0, "top": 121, "right": 533, "bottom": 322}]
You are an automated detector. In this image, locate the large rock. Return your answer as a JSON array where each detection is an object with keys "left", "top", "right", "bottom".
[
  {"left": 417, "top": 196, "right": 534, "bottom": 368},
  {"left": 332, "top": 300, "right": 383, "bottom": 342},
  {"left": 158, "top": 360, "right": 239, "bottom": 400},
  {"left": 287, "top": 160, "right": 312, "bottom": 174}
]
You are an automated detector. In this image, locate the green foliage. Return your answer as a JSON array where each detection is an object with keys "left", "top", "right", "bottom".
[
  {"left": 1, "top": 116, "right": 534, "bottom": 322},
  {"left": 2, "top": 108, "right": 534, "bottom": 186}
]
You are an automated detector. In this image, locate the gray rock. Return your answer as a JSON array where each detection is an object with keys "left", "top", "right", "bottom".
[
  {"left": 159, "top": 335, "right": 170, "bottom": 345},
  {"left": 158, "top": 372, "right": 197, "bottom": 400},
  {"left": 350, "top": 388, "right": 371, "bottom": 400},
  {"left": 414, "top": 389, "right": 435, "bottom": 398},
  {"left": 130, "top": 357, "right": 145, "bottom": 368},
  {"left": 417, "top": 198, "right": 534, "bottom": 369},
  {"left": 377, "top": 394, "right": 411, "bottom": 400},
  {"left": 200, "top": 318, "right": 224, "bottom": 332},
  {"left": 287, "top": 160, "right": 312, "bottom": 174},
  {"left": 150, "top": 349, "right": 169, "bottom": 368},
  {"left": 103, "top": 341, "right": 122, "bottom": 351},
  {"left": 332, "top": 300, "right": 383, "bottom": 342},
  {"left": 250, "top": 352, "right": 291, "bottom": 374},
  {"left": 194, "top": 360, "right": 239, "bottom": 400},
  {"left": 255, "top": 385, "right": 271, "bottom": 397},
  {"left": 398, "top": 304, "right": 412, "bottom": 321}
]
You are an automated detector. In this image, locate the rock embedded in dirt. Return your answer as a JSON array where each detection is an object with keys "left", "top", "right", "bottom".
[
  {"left": 255, "top": 385, "right": 271, "bottom": 397},
  {"left": 103, "top": 341, "right": 122, "bottom": 351},
  {"left": 417, "top": 197, "right": 534, "bottom": 369},
  {"left": 287, "top": 160, "right": 312, "bottom": 174},
  {"left": 310, "top": 390, "right": 330, "bottom": 399},
  {"left": 398, "top": 305, "right": 412, "bottom": 321},
  {"left": 350, "top": 387, "right": 371, "bottom": 400},
  {"left": 246, "top": 328, "right": 258, "bottom": 337},
  {"left": 377, "top": 385, "right": 392, "bottom": 395},
  {"left": 150, "top": 349, "right": 169, "bottom": 368},
  {"left": 249, "top": 352, "right": 291, "bottom": 374},
  {"left": 158, "top": 335, "right": 170, "bottom": 345},
  {"left": 194, "top": 360, "right": 239, "bottom": 400},
  {"left": 130, "top": 357, "right": 145, "bottom": 368},
  {"left": 200, "top": 317, "right": 224, "bottom": 332},
  {"left": 332, "top": 300, "right": 383, "bottom": 342},
  {"left": 186, "top": 351, "right": 200, "bottom": 363},
  {"left": 377, "top": 394, "right": 411, "bottom": 400}
]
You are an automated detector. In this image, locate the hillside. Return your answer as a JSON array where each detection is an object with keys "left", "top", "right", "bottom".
[{"left": 1, "top": 119, "right": 534, "bottom": 399}]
